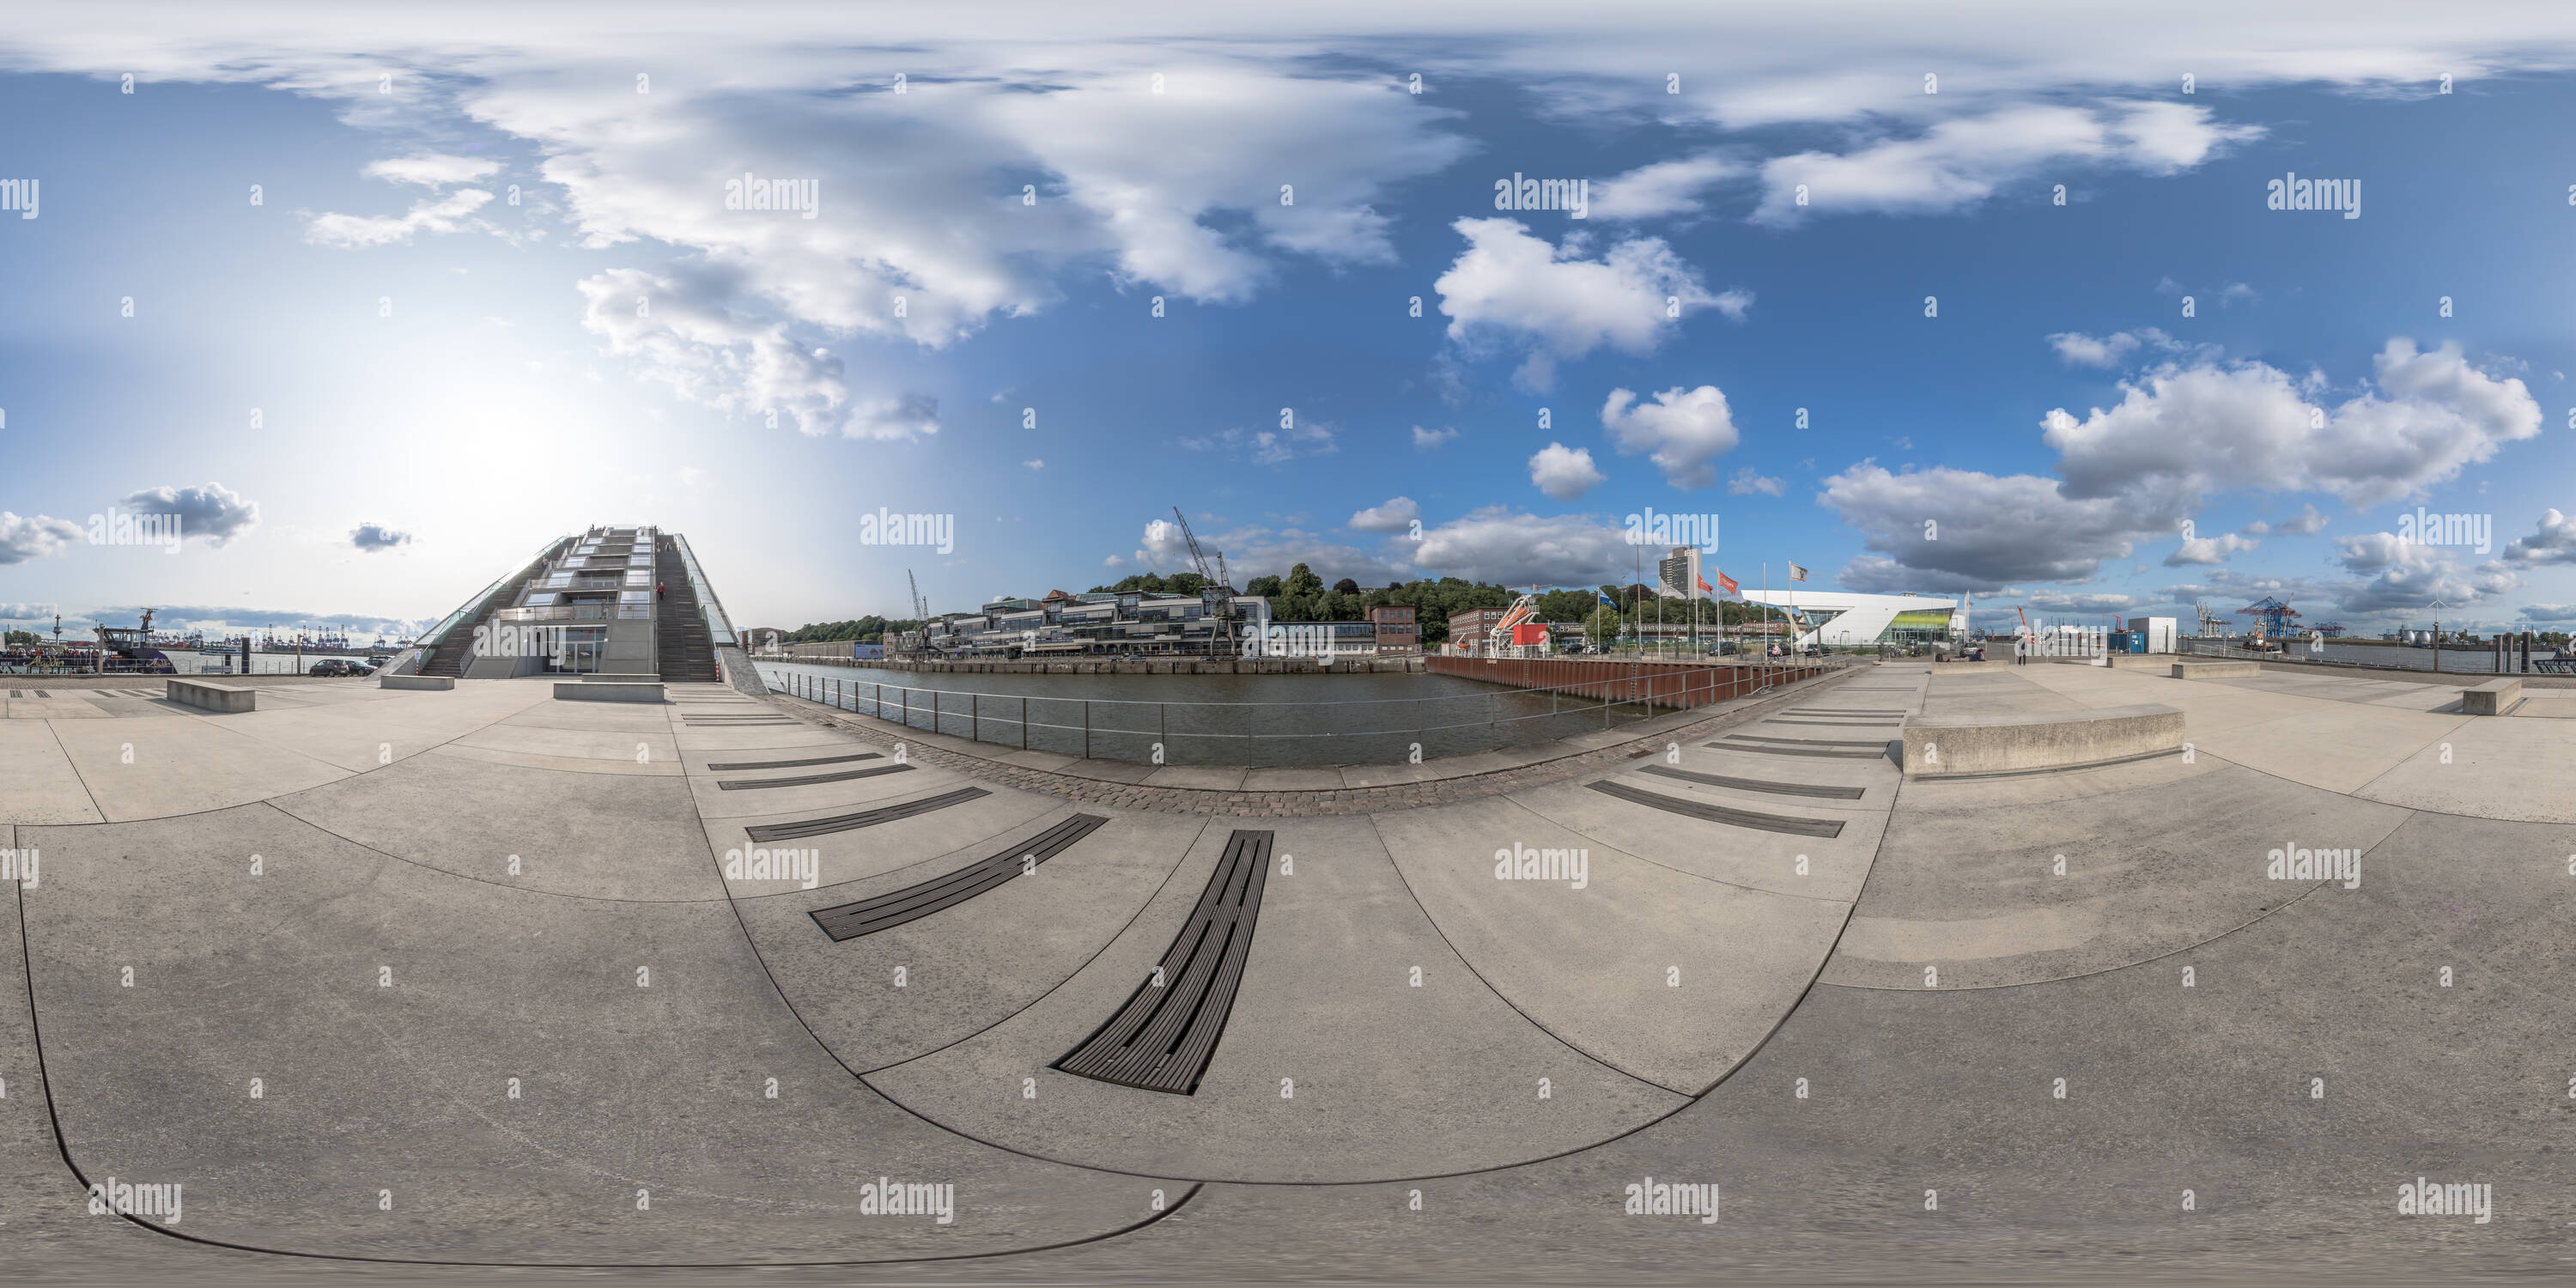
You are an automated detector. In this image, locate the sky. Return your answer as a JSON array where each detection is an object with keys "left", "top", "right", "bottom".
[{"left": 3, "top": 1, "right": 2576, "bottom": 640}]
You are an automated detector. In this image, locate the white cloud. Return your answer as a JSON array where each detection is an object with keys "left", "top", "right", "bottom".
[
  {"left": 1434, "top": 217, "right": 1720, "bottom": 391},
  {"left": 2024, "top": 591, "right": 2147, "bottom": 612},
  {"left": 363, "top": 153, "right": 501, "bottom": 186},
  {"left": 0, "top": 513, "right": 84, "bottom": 566},
  {"left": 1022, "top": 459, "right": 1045, "bottom": 471},
  {"left": 2274, "top": 502, "right": 2329, "bottom": 536},
  {"left": 1411, "top": 424, "right": 1459, "bottom": 448},
  {"left": 1528, "top": 442, "right": 1606, "bottom": 501},
  {"left": 2049, "top": 330, "right": 2146, "bottom": 367},
  {"left": 1101, "top": 554, "right": 1126, "bottom": 568},
  {"left": 1754, "top": 101, "right": 2260, "bottom": 224},
  {"left": 2520, "top": 603, "right": 2576, "bottom": 622},
  {"left": 2165, "top": 532, "right": 2259, "bottom": 566},
  {"left": 1726, "top": 467, "right": 1786, "bottom": 497},
  {"left": 2330, "top": 532, "right": 2519, "bottom": 613},
  {"left": 2503, "top": 508, "right": 2576, "bottom": 565},
  {"left": 2044, "top": 340, "right": 2542, "bottom": 509},
  {"left": 1821, "top": 463, "right": 2165, "bottom": 585},
  {"left": 1348, "top": 496, "right": 1422, "bottom": 533},
  {"left": 1407, "top": 507, "right": 1633, "bottom": 586},
  {"left": 304, "top": 187, "right": 494, "bottom": 247},
  {"left": 1589, "top": 152, "right": 1741, "bottom": 220},
  {"left": 577, "top": 266, "right": 893, "bottom": 437},
  {"left": 118, "top": 482, "right": 260, "bottom": 546},
  {"left": 0, "top": 601, "right": 60, "bottom": 620},
  {"left": 1601, "top": 385, "right": 1741, "bottom": 489}
]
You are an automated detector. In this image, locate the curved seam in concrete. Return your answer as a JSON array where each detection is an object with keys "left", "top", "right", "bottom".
[
  {"left": 261, "top": 799, "right": 736, "bottom": 907},
  {"left": 41, "top": 719, "right": 107, "bottom": 823},
  {"left": 7, "top": 831, "right": 1209, "bottom": 1267},
  {"left": 2207, "top": 748, "right": 2561, "bottom": 828}
]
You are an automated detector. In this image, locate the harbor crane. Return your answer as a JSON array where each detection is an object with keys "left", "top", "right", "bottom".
[
  {"left": 2193, "top": 600, "right": 2227, "bottom": 636},
  {"left": 2237, "top": 596, "right": 2300, "bottom": 639},
  {"left": 1170, "top": 507, "right": 1232, "bottom": 594}
]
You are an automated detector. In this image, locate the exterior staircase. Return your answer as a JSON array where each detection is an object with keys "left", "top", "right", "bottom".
[
  {"left": 422, "top": 539, "right": 569, "bottom": 677},
  {"left": 654, "top": 537, "right": 722, "bottom": 683}
]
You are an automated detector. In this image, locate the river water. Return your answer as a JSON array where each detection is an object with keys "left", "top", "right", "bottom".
[
  {"left": 2184, "top": 640, "right": 2560, "bottom": 675},
  {"left": 753, "top": 660, "right": 1659, "bottom": 767}
]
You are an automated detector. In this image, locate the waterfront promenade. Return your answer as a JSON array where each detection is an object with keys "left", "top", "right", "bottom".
[{"left": 0, "top": 657, "right": 2568, "bottom": 1278}]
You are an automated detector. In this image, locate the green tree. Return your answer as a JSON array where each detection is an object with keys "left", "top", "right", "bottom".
[{"left": 1584, "top": 605, "right": 1622, "bottom": 645}]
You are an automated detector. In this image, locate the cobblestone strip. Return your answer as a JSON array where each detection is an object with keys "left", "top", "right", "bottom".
[{"left": 751, "top": 670, "right": 1872, "bottom": 816}]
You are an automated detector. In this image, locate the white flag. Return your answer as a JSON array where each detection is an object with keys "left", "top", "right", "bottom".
[{"left": 1788, "top": 562, "right": 1808, "bottom": 582}]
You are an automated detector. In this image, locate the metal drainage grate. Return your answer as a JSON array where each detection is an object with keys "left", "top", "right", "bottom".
[
  {"left": 1638, "top": 764, "right": 1865, "bottom": 800},
  {"left": 718, "top": 763, "right": 914, "bottom": 791},
  {"left": 1054, "top": 829, "right": 1275, "bottom": 1096},
  {"left": 1589, "top": 780, "right": 1844, "bottom": 837},
  {"left": 744, "top": 787, "right": 989, "bottom": 842},
  {"left": 706, "top": 751, "right": 882, "bottom": 772},
  {"left": 809, "top": 814, "right": 1111, "bottom": 941}
]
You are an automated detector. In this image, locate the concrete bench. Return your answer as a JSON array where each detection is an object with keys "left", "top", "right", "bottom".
[
  {"left": 380, "top": 674, "right": 453, "bottom": 690},
  {"left": 2172, "top": 660, "right": 2261, "bottom": 679},
  {"left": 1901, "top": 703, "right": 2184, "bottom": 779},
  {"left": 556, "top": 681, "right": 665, "bottom": 703},
  {"left": 167, "top": 678, "right": 255, "bottom": 713},
  {"left": 2462, "top": 677, "right": 2522, "bottom": 715},
  {"left": 580, "top": 672, "right": 661, "bottom": 683}
]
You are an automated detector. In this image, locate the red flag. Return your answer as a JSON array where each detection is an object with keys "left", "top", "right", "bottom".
[{"left": 1716, "top": 570, "right": 1740, "bottom": 596}]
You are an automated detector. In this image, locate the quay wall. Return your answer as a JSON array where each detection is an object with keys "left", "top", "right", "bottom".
[{"left": 1428, "top": 653, "right": 1844, "bottom": 712}]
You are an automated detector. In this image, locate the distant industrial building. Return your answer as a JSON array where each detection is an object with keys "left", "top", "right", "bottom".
[{"left": 1366, "top": 604, "right": 1420, "bottom": 654}]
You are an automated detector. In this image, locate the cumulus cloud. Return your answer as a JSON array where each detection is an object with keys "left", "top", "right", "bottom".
[
  {"left": 118, "top": 482, "right": 259, "bottom": 546},
  {"left": 1820, "top": 462, "right": 2160, "bottom": 584},
  {"left": 2265, "top": 503, "right": 2329, "bottom": 536},
  {"left": 2165, "top": 532, "right": 2258, "bottom": 566},
  {"left": 305, "top": 187, "right": 495, "bottom": 247},
  {"left": 2520, "top": 603, "right": 2576, "bottom": 623},
  {"left": 1727, "top": 466, "right": 1786, "bottom": 496},
  {"left": 0, "top": 601, "right": 60, "bottom": 621},
  {"left": 1528, "top": 442, "right": 1607, "bottom": 501},
  {"left": 1411, "top": 424, "right": 1459, "bottom": 448},
  {"left": 1754, "top": 100, "right": 2260, "bottom": 224},
  {"left": 1434, "top": 218, "right": 1723, "bottom": 390},
  {"left": 1601, "top": 385, "right": 1741, "bottom": 489},
  {"left": 578, "top": 266, "right": 880, "bottom": 437},
  {"left": 1590, "top": 153, "right": 1741, "bottom": 220},
  {"left": 2502, "top": 508, "right": 2576, "bottom": 565},
  {"left": 0, "top": 513, "right": 84, "bottom": 566},
  {"left": 1348, "top": 496, "right": 1422, "bottom": 533},
  {"left": 349, "top": 522, "right": 412, "bottom": 552},
  {"left": 2047, "top": 328, "right": 2194, "bottom": 368},
  {"left": 2329, "top": 532, "right": 2519, "bottom": 613},
  {"left": 2043, "top": 340, "right": 2541, "bottom": 509},
  {"left": 1408, "top": 507, "right": 1633, "bottom": 586}
]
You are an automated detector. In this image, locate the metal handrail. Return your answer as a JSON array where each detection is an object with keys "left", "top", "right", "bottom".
[{"left": 757, "top": 659, "right": 1849, "bottom": 763}]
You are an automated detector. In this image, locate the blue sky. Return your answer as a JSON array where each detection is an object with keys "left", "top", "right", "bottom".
[{"left": 3, "top": 3, "right": 2575, "bottom": 639}]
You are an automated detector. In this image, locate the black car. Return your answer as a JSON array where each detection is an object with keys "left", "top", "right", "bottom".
[{"left": 308, "top": 659, "right": 367, "bottom": 677}]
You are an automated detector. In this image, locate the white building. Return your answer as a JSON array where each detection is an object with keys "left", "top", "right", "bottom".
[{"left": 1740, "top": 589, "right": 1965, "bottom": 649}]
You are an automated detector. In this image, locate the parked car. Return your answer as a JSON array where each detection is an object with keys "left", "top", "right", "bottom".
[{"left": 308, "top": 659, "right": 366, "bottom": 677}]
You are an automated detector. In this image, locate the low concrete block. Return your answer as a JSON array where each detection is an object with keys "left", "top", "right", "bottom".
[
  {"left": 579, "top": 672, "right": 661, "bottom": 683},
  {"left": 2172, "top": 660, "right": 2261, "bottom": 679},
  {"left": 2463, "top": 677, "right": 2523, "bottom": 715},
  {"left": 167, "top": 678, "right": 256, "bottom": 713},
  {"left": 379, "top": 674, "right": 454, "bottom": 690},
  {"left": 556, "top": 681, "right": 665, "bottom": 703},
  {"left": 1902, "top": 703, "right": 2183, "bottom": 778}
]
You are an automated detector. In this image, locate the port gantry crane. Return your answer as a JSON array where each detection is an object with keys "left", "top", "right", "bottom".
[{"left": 2237, "top": 596, "right": 2300, "bottom": 641}]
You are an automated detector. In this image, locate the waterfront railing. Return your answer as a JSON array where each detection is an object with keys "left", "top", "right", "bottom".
[{"left": 758, "top": 661, "right": 1849, "bottom": 767}]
